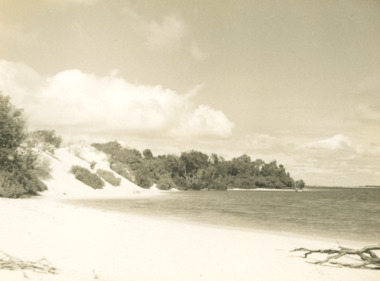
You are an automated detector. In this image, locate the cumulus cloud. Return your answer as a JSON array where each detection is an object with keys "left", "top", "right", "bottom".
[
  {"left": 288, "top": 134, "right": 380, "bottom": 186},
  {"left": 0, "top": 60, "right": 233, "bottom": 140},
  {"left": 304, "top": 134, "right": 352, "bottom": 150},
  {"left": 184, "top": 105, "right": 233, "bottom": 138}
]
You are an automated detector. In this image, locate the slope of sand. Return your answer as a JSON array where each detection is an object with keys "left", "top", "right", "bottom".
[
  {"left": 1, "top": 197, "right": 379, "bottom": 281},
  {"left": 39, "top": 144, "right": 162, "bottom": 198}
]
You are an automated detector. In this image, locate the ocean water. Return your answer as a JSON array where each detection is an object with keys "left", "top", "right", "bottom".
[{"left": 69, "top": 187, "right": 380, "bottom": 244}]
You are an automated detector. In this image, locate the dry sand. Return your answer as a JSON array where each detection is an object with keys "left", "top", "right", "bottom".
[{"left": 0, "top": 197, "right": 378, "bottom": 281}]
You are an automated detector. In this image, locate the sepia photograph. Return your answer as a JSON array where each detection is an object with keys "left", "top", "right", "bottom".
[{"left": 0, "top": 0, "right": 379, "bottom": 280}]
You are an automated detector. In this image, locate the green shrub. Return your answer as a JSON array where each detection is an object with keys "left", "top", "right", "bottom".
[
  {"left": 96, "top": 169, "right": 121, "bottom": 186},
  {"left": 157, "top": 174, "right": 176, "bottom": 190},
  {"left": 134, "top": 169, "right": 153, "bottom": 188},
  {"left": 0, "top": 170, "right": 47, "bottom": 198},
  {"left": 110, "top": 163, "right": 133, "bottom": 181},
  {"left": 90, "top": 161, "right": 96, "bottom": 170},
  {"left": 33, "top": 155, "right": 52, "bottom": 180},
  {"left": 0, "top": 94, "right": 49, "bottom": 198},
  {"left": 27, "top": 130, "right": 62, "bottom": 154},
  {"left": 70, "top": 165, "right": 105, "bottom": 189}
]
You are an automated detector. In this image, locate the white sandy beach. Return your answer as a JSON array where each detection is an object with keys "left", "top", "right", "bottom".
[
  {"left": 0, "top": 146, "right": 378, "bottom": 281},
  {"left": 1, "top": 197, "right": 378, "bottom": 281}
]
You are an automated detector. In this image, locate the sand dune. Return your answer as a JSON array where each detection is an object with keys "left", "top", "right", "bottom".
[{"left": 39, "top": 144, "right": 161, "bottom": 198}]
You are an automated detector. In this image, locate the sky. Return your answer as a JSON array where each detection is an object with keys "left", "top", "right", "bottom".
[{"left": 0, "top": 0, "right": 379, "bottom": 186}]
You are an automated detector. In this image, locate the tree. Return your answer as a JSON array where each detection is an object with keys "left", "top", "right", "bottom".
[
  {"left": 0, "top": 94, "right": 47, "bottom": 198},
  {"left": 0, "top": 95, "right": 25, "bottom": 165},
  {"left": 91, "top": 141, "right": 303, "bottom": 191},
  {"left": 28, "top": 130, "right": 62, "bottom": 154},
  {"left": 179, "top": 150, "right": 209, "bottom": 189},
  {"left": 180, "top": 150, "right": 209, "bottom": 175},
  {"left": 295, "top": 179, "right": 305, "bottom": 190},
  {"left": 143, "top": 149, "right": 153, "bottom": 159}
]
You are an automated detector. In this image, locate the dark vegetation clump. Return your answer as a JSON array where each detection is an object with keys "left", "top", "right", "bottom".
[
  {"left": 0, "top": 94, "right": 49, "bottom": 198},
  {"left": 110, "top": 163, "right": 133, "bottom": 181},
  {"left": 70, "top": 165, "right": 105, "bottom": 189},
  {"left": 0, "top": 170, "right": 47, "bottom": 198},
  {"left": 92, "top": 141, "right": 304, "bottom": 191},
  {"left": 96, "top": 169, "right": 121, "bottom": 186},
  {"left": 27, "top": 130, "right": 62, "bottom": 154}
]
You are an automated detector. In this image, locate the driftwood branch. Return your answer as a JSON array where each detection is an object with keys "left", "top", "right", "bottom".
[
  {"left": 0, "top": 251, "right": 59, "bottom": 274},
  {"left": 291, "top": 245, "right": 380, "bottom": 269}
]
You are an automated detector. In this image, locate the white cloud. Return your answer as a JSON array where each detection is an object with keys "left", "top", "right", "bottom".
[
  {"left": 184, "top": 105, "right": 233, "bottom": 138},
  {"left": 304, "top": 134, "right": 352, "bottom": 150},
  {"left": 142, "top": 15, "right": 186, "bottom": 51},
  {"left": 236, "top": 133, "right": 379, "bottom": 186},
  {"left": 0, "top": 60, "right": 233, "bottom": 140}
]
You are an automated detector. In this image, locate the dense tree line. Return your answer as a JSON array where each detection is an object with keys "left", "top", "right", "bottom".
[
  {"left": 92, "top": 141, "right": 303, "bottom": 191},
  {"left": 0, "top": 93, "right": 304, "bottom": 197}
]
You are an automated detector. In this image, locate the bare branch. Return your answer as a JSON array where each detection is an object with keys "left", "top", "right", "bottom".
[
  {"left": 292, "top": 244, "right": 380, "bottom": 270},
  {"left": 0, "top": 251, "right": 59, "bottom": 274}
]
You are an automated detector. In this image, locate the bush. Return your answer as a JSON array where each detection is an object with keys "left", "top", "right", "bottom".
[
  {"left": 70, "top": 165, "right": 105, "bottom": 189},
  {"left": 0, "top": 94, "right": 48, "bottom": 198},
  {"left": 0, "top": 170, "right": 47, "bottom": 198},
  {"left": 110, "top": 163, "right": 133, "bottom": 181},
  {"left": 96, "top": 169, "right": 121, "bottom": 186},
  {"left": 156, "top": 174, "right": 176, "bottom": 190},
  {"left": 33, "top": 154, "right": 52, "bottom": 180},
  {"left": 134, "top": 169, "right": 153, "bottom": 188},
  {"left": 27, "top": 130, "right": 62, "bottom": 154}
]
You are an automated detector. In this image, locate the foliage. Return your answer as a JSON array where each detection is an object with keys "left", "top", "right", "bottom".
[
  {"left": 0, "top": 95, "right": 25, "bottom": 157},
  {"left": 70, "top": 165, "right": 105, "bottom": 189},
  {"left": 96, "top": 169, "right": 121, "bottom": 186},
  {"left": 0, "top": 94, "right": 48, "bottom": 198},
  {"left": 90, "top": 161, "right": 96, "bottom": 170},
  {"left": 135, "top": 169, "right": 153, "bottom": 188},
  {"left": 27, "top": 130, "right": 62, "bottom": 154},
  {"left": 92, "top": 141, "right": 303, "bottom": 191},
  {"left": 32, "top": 154, "right": 52, "bottom": 180},
  {"left": 0, "top": 169, "right": 47, "bottom": 198},
  {"left": 91, "top": 142, "right": 142, "bottom": 168},
  {"left": 156, "top": 174, "right": 176, "bottom": 190},
  {"left": 143, "top": 149, "right": 153, "bottom": 159},
  {"left": 295, "top": 179, "right": 305, "bottom": 189},
  {"left": 110, "top": 162, "right": 133, "bottom": 181}
]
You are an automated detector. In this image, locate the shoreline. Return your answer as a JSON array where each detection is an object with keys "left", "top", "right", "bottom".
[
  {"left": 62, "top": 196, "right": 376, "bottom": 248},
  {"left": 1, "top": 197, "right": 379, "bottom": 281}
]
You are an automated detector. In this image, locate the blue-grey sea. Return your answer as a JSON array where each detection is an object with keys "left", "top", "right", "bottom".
[{"left": 69, "top": 187, "right": 380, "bottom": 244}]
